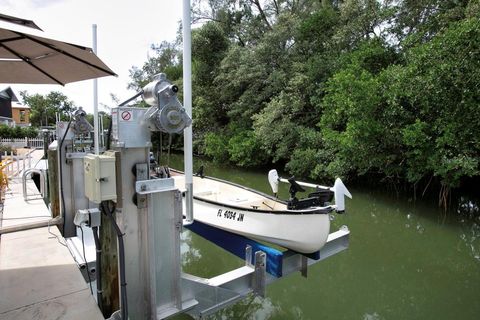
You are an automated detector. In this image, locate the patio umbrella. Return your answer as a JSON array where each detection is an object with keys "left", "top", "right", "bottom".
[
  {"left": 0, "top": 25, "right": 116, "bottom": 85},
  {"left": 0, "top": 13, "right": 42, "bottom": 31}
]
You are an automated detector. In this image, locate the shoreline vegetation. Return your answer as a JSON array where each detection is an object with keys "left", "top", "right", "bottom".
[{"left": 130, "top": 1, "right": 479, "bottom": 209}]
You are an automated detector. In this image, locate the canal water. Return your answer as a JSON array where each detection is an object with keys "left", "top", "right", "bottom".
[{"left": 166, "top": 154, "right": 480, "bottom": 319}]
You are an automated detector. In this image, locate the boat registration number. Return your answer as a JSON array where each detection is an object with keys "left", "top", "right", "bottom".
[{"left": 217, "top": 209, "right": 244, "bottom": 222}]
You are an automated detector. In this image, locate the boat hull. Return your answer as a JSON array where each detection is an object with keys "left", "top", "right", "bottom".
[
  {"left": 187, "top": 198, "right": 330, "bottom": 253},
  {"left": 171, "top": 173, "right": 332, "bottom": 254}
]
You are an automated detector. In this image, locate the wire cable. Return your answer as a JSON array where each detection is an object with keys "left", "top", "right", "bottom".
[
  {"left": 58, "top": 114, "right": 73, "bottom": 234},
  {"left": 106, "top": 116, "right": 112, "bottom": 150},
  {"left": 92, "top": 225, "right": 103, "bottom": 314},
  {"left": 47, "top": 218, "right": 67, "bottom": 247},
  {"left": 79, "top": 224, "right": 93, "bottom": 295}
]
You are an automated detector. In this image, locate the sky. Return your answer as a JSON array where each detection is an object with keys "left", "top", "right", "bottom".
[{"left": 0, "top": 0, "right": 183, "bottom": 113}]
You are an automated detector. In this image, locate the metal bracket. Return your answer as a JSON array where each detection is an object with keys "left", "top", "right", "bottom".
[
  {"left": 245, "top": 245, "right": 253, "bottom": 267},
  {"left": 135, "top": 163, "right": 148, "bottom": 209},
  {"left": 135, "top": 178, "right": 176, "bottom": 194},
  {"left": 301, "top": 255, "right": 308, "bottom": 278},
  {"left": 252, "top": 251, "right": 266, "bottom": 298},
  {"left": 66, "top": 152, "right": 88, "bottom": 159}
]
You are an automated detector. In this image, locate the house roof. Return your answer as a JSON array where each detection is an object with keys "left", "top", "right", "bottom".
[
  {"left": 0, "top": 87, "right": 19, "bottom": 102},
  {"left": 11, "top": 102, "right": 30, "bottom": 109}
]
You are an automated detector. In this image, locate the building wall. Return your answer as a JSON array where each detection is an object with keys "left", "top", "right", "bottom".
[
  {"left": 0, "top": 99, "right": 13, "bottom": 118},
  {"left": 12, "top": 108, "right": 30, "bottom": 126}
]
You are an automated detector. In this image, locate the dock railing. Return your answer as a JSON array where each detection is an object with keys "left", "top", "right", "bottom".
[
  {"left": 22, "top": 168, "right": 48, "bottom": 201},
  {"left": 1, "top": 149, "right": 36, "bottom": 179}
]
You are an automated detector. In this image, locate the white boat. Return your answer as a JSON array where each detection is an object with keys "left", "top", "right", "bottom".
[{"left": 168, "top": 169, "right": 351, "bottom": 254}]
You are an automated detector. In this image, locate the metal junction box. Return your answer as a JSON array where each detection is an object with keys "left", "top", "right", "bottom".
[
  {"left": 111, "top": 107, "right": 151, "bottom": 148},
  {"left": 84, "top": 151, "right": 117, "bottom": 203}
]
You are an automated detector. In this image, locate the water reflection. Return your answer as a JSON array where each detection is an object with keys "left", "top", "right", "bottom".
[
  {"left": 204, "top": 296, "right": 275, "bottom": 320},
  {"left": 459, "top": 221, "right": 480, "bottom": 263},
  {"left": 456, "top": 196, "right": 480, "bottom": 218},
  {"left": 363, "top": 312, "right": 383, "bottom": 320},
  {"left": 203, "top": 294, "right": 312, "bottom": 320},
  {"left": 181, "top": 231, "right": 202, "bottom": 267}
]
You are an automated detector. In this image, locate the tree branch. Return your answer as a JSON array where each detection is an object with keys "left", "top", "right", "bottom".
[{"left": 250, "top": 0, "right": 272, "bottom": 29}]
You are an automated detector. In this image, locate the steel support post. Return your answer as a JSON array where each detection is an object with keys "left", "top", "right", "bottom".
[{"left": 113, "top": 147, "right": 151, "bottom": 319}]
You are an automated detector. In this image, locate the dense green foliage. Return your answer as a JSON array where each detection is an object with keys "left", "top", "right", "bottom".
[
  {"left": 130, "top": 0, "right": 480, "bottom": 195},
  {"left": 0, "top": 144, "right": 13, "bottom": 154},
  {"left": 0, "top": 125, "right": 38, "bottom": 139},
  {"left": 21, "top": 91, "right": 75, "bottom": 127}
]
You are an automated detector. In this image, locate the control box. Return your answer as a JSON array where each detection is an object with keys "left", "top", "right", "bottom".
[{"left": 84, "top": 151, "right": 117, "bottom": 203}]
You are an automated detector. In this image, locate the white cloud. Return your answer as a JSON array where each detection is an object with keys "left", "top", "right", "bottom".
[{"left": 0, "top": 0, "right": 183, "bottom": 113}]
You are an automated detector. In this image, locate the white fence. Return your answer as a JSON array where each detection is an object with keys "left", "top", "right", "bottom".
[{"left": 0, "top": 138, "right": 44, "bottom": 149}]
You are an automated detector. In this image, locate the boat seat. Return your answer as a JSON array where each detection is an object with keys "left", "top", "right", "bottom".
[
  {"left": 226, "top": 198, "right": 268, "bottom": 209},
  {"left": 194, "top": 190, "right": 217, "bottom": 197},
  {"left": 194, "top": 187, "right": 220, "bottom": 201}
]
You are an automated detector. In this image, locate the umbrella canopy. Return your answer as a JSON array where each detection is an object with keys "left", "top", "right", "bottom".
[
  {"left": 0, "top": 13, "right": 42, "bottom": 31},
  {"left": 0, "top": 25, "right": 116, "bottom": 85}
]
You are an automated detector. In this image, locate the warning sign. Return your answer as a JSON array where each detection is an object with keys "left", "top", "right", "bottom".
[{"left": 120, "top": 110, "right": 133, "bottom": 122}]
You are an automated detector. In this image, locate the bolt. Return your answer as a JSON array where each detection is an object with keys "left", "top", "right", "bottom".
[{"left": 140, "top": 184, "right": 147, "bottom": 191}]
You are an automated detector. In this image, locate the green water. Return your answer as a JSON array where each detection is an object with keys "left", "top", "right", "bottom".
[{"left": 167, "top": 154, "right": 480, "bottom": 320}]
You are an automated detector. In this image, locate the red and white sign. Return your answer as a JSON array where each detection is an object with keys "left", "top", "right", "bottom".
[{"left": 120, "top": 110, "right": 132, "bottom": 122}]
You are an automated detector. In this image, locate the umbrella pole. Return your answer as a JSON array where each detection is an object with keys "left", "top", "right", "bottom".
[{"left": 92, "top": 24, "right": 100, "bottom": 155}]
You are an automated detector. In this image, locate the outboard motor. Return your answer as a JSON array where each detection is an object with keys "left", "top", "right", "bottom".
[
  {"left": 267, "top": 169, "right": 351, "bottom": 212},
  {"left": 287, "top": 176, "right": 305, "bottom": 201}
]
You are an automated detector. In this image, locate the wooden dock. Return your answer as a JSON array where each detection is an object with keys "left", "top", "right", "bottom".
[{"left": 0, "top": 152, "right": 103, "bottom": 319}]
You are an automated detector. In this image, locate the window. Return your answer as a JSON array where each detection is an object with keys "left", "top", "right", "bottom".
[{"left": 20, "top": 110, "right": 26, "bottom": 122}]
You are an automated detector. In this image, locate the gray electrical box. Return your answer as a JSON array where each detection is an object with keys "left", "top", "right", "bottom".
[
  {"left": 84, "top": 151, "right": 117, "bottom": 203},
  {"left": 111, "top": 107, "right": 152, "bottom": 148}
]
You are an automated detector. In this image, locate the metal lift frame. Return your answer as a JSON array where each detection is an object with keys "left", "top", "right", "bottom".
[{"left": 135, "top": 177, "right": 350, "bottom": 319}]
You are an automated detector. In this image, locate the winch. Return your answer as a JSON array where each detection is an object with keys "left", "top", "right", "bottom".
[
  {"left": 72, "top": 107, "right": 93, "bottom": 135},
  {"left": 143, "top": 73, "right": 192, "bottom": 134}
]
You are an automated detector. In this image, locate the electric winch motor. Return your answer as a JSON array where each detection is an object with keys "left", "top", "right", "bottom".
[
  {"left": 72, "top": 107, "right": 93, "bottom": 135},
  {"left": 142, "top": 73, "right": 192, "bottom": 134}
]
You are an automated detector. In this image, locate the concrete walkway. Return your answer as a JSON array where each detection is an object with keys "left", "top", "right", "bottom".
[{"left": 0, "top": 152, "right": 104, "bottom": 319}]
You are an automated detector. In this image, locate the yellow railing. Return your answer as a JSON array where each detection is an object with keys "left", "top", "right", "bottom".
[{"left": 0, "top": 161, "right": 11, "bottom": 202}]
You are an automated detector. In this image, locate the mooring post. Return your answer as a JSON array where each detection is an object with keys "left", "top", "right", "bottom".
[
  {"left": 47, "top": 148, "right": 60, "bottom": 218},
  {"left": 100, "top": 211, "right": 119, "bottom": 317},
  {"left": 42, "top": 129, "right": 49, "bottom": 159},
  {"left": 97, "top": 150, "right": 121, "bottom": 318}
]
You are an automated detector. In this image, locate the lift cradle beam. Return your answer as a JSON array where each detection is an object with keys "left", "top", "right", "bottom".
[{"left": 181, "top": 224, "right": 350, "bottom": 318}]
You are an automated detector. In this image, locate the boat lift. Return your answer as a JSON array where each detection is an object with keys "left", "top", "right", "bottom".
[
  {"left": 66, "top": 72, "right": 351, "bottom": 319},
  {"left": 58, "top": 1, "right": 350, "bottom": 318}
]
